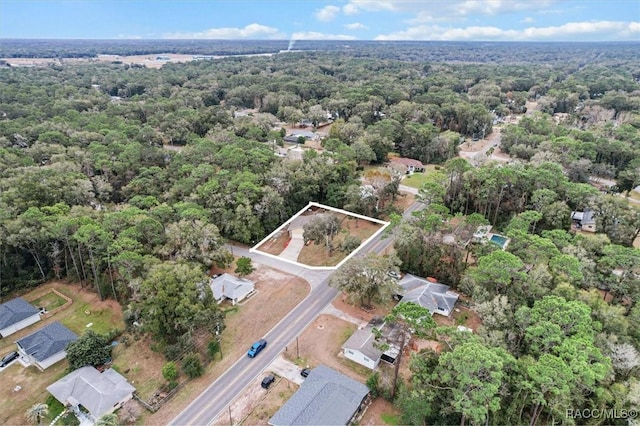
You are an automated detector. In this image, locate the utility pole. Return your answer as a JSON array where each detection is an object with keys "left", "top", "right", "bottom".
[
  {"left": 228, "top": 406, "right": 232, "bottom": 425},
  {"left": 296, "top": 337, "right": 299, "bottom": 359}
]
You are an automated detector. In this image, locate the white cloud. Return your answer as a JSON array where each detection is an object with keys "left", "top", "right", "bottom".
[
  {"left": 315, "top": 5, "right": 341, "bottom": 22},
  {"left": 291, "top": 31, "right": 357, "bottom": 41},
  {"left": 165, "top": 23, "right": 285, "bottom": 39},
  {"left": 343, "top": 0, "right": 397, "bottom": 15},
  {"left": 521, "top": 17, "right": 535, "bottom": 24},
  {"left": 345, "top": 0, "right": 561, "bottom": 23},
  {"left": 344, "top": 22, "right": 369, "bottom": 30},
  {"left": 375, "top": 20, "right": 640, "bottom": 41}
]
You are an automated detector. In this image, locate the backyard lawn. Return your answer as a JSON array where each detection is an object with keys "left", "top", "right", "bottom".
[{"left": 400, "top": 165, "right": 440, "bottom": 189}]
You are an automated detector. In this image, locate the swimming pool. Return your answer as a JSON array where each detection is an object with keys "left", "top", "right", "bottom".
[{"left": 490, "top": 234, "right": 509, "bottom": 248}]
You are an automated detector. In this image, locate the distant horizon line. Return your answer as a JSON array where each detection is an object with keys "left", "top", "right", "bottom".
[{"left": 1, "top": 38, "right": 638, "bottom": 43}]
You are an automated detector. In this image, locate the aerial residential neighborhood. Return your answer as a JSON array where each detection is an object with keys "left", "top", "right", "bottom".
[{"left": 1, "top": 2, "right": 639, "bottom": 424}]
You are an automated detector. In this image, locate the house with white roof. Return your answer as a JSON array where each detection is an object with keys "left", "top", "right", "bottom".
[{"left": 341, "top": 318, "right": 406, "bottom": 370}]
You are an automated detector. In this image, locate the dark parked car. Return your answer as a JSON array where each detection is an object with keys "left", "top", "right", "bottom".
[
  {"left": 301, "top": 368, "right": 311, "bottom": 378},
  {"left": 261, "top": 374, "right": 275, "bottom": 389},
  {"left": 388, "top": 271, "right": 401, "bottom": 280},
  {"left": 0, "top": 351, "right": 19, "bottom": 368},
  {"left": 247, "top": 339, "right": 267, "bottom": 358}
]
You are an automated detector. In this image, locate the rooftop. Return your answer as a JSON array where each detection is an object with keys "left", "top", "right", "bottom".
[
  {"left": 269, "top": 365, "right": 369, "bottom": 426},
  {"left": 398, "top": 274, "right": 459, "bottom": 315},
  {"left": 47, "top": 366, "right": 135, "bottom": 419},
  {"left": 0, "top": 297, "right": 39, "bottom": 329},
  {"left": 16, "top": 321, "right": 77, "bottom": 362}
]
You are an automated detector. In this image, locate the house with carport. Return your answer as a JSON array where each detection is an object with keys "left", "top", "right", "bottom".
[
  {"left": 0, "top": 297, "right": 41, "bottom": 338},
  {"left": 16, "top": 321, "right": 77, "bottom": 370}
]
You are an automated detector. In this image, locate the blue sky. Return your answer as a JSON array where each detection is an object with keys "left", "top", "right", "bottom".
[{"left": 1, "top": 0, "right": 638, "bottom": 41}]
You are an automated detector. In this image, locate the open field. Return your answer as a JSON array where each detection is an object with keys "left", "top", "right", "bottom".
[{"left": 0, "top": 281, "right": 123, "bottom": 425}]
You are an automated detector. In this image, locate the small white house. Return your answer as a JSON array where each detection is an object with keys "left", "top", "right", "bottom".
[
  {"left": 209, "top": 273, "right": 255, "bottom": 305},
  {"left": 16, "top": 321, "right": 77, "bottom": 371},
  {"left": 47, "top": 366, "right": 135, "bottom": 423},
  {"left": 342, "top": 319, "right": 405, "bottom": 370},
  {"left": 0, "top": 297, "right": 41, "bottom": 338}
]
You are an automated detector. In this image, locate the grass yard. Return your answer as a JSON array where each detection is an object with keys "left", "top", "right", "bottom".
[
  {"left": 29, "top": 291, "right": 67, "bottom": 310},
  {"left": 225, "top": 377, "right": 299, "bottom": 425},
  {"left": 400, "top": 165, "right": 441, "bottom": 189},
  {"left": 257, "top": 230, "right": 289, "bottom": 256},
  {"left": 0, "top": 281, "right": 124, "bottom": 426}
]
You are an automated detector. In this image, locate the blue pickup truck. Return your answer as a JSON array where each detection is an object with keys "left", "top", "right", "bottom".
[{"left": 247, "top": 339, "right": 267, "bottom": 358}]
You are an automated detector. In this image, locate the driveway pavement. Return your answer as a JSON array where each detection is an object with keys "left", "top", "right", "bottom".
[
  {"left": 268, "top": 355, "right": 305, "bottom": 386},
  {"left": 226, "top": 244, "right": 331, "bottom": 288},
  {"left": 279, "top": 235, "right": 305, "bottom": 262}
]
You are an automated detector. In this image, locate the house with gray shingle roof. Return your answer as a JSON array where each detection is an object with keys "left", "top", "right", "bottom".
[
  {"left": 209, "top": 273, "right": 255, "bottom": 305},
  {"left": 342, "top": 318, "right": 406, "bottom": 370},
  {"left": 16, "top": 321, "right": 77, "bottom": 370},
  {"left": 398, "top": 274, "right": 459, "bottom": 317},
  {"left": 0, "top": 297, "right": 41, "bottom": 338},
  {"left": 268, "top": 365, "right": 369, "bottom": 426},
  {"left": 571, "top": 209, "right": 596, "bottom": 232},
  {"left": 47, "top": 366, "right": 135, "bottom": 423}
]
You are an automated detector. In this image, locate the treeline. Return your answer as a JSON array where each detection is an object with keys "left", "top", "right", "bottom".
[{"left": 2, "top": 39, "right": 638, "bottom": 65}]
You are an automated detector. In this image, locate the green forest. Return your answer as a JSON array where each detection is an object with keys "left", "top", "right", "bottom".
[{"left": 1, "top": 40, "right": 639, "bottom": 424}]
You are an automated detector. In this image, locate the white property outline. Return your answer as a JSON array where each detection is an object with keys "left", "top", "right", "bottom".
[{"left": 250, "top": 202, "right": 390, "bottom": 271}]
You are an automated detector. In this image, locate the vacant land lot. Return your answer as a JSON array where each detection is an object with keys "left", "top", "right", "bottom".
[
  {"left": 297, "top": 216, "right": 383, "bottom": 267},
  {"left": 0, "top": 281, "right": 123, "bottom": 425},
  {"left": 257, "top": 210, "right": 384, "bottom": 267},
  {"left": 145, "top": 264, "right": 310, "bottom": 425}
]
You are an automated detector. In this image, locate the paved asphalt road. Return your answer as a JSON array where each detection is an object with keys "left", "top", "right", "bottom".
[{"left": 170, "top": 200, "right": 424, "bottom": 426}]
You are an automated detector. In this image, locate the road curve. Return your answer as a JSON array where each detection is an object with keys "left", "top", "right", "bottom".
[{"left": 170, "top": 201, "right": 423, "bottom": 426}]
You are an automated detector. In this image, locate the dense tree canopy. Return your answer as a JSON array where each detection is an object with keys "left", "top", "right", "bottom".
[{"left": 1, "top": 40, "right": 639, "bottom": 425}]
